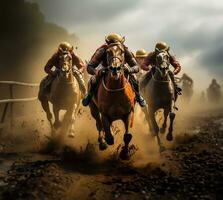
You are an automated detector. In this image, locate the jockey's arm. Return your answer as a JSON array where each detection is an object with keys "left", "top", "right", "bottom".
[
  {"left": 44, "top": 53, "right": 58, "bottom": 75},
  {"left": 125, "top": 48, "right": 139, "bottom": 73},
  {"left": 140, "top": 52, "right": 154, "bottom": 71},
  {"left": 169, "top": 54, "right": 181, "bottom": 75},
  {"left": 187, "top": 76, "right": 193, "bottom": 85},
  {"left": 71, "top": 52, "right": 85, "bottom": 73},
  {"left": 87, "top": 47, "right": 105, "bottom": 75}
]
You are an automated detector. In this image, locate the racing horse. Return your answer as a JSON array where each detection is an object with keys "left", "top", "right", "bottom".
[
  {"left": 141, "top": 51, "right": 176, "bottom": 152},
  {"left": 89, "top": 43, "right": 136, "bottom": 160},
  {"left": 180, "top": 78, "right": 193, "bottom": 103},
  {"left": 38, "top": 52, "right": 81, "bottom": 137}
]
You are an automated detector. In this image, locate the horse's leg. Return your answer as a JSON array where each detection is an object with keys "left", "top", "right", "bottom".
[
  {"left": 160, "top": 107, "right": 170, "bottom": 134},
  {"left": 119, "top": 112, "right": 133, "bottom": 160},
  {"left": 101, "top": 114, "right": 114, "bottom": 145},
  {"left": 53, "top": 106, "right": 61, "bottom": 129},
  {"left": 89, "top": 102, "right": 107, "bottom": 150},
  {"left": 142, "top": 106, "right": 150, "bottom": 124},
  {"left": 68, "top": 106, "right": 76, "bottom": 138},
  {"left": 166, "top": 111, "right": 175, "bottom": 141},
  {"left": 40, "top": 99, "right": 53, "bottom": 131},
  {"left": 149, "top": 108, "right": 165, "bottom": 152},
  {"left": 62, "top": 108, "right": 75, "bottom": 138}
]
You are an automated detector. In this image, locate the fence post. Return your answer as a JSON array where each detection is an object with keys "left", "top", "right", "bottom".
[
  {"left": 9, "top": 85, "right": 14, "bottom": 133},
  {"left": 0, "top": 103, "right": 9, "bottom": 134}
]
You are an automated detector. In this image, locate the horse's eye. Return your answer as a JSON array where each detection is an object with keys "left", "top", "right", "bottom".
[{"left": 109, "top": 66, "right": 113, "bottom": 70}]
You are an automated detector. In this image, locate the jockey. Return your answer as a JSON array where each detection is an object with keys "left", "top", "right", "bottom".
[
  {"left": 140, "top": 42, "right": 182, "bottom": 96},
  {"left": 209, "top": 79, "right": 221, "bottom": 90},
  {"left": 180, "top": 73, "right": 193, "bottom": 87},
  {"left": 82, "top": 33, "right": 146, "bottom": 107},
  {"left": 135, "top": 48, "right": 148, "bottom": 77},
  {"left": 43, "top": 42, "right": 86, "bottom": 95},
  {"left": 135, "top": 48, "right": 148, "bottom": 66}
]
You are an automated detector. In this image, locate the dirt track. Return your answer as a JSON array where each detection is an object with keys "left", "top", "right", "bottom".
[{"left": 0, "top": 109, "right": 223, "bottom": 200}]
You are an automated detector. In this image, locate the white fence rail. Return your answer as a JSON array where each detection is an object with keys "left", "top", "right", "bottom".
[
  {"left": 0, "top": 81, "right": 39, "bottom": 87},
  {"left": 0, "top": 81, "right": 39, "bottom": 133}
]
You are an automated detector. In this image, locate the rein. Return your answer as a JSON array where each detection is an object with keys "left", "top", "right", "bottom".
[
  {"left": 102, "top": 74, "right": 129, "bottom": 92},
  {"left": 104, "top": 43, "right": 128, "bottom": 92},
  {"left": 152, "top": 68, "right": 170, "bottom": 83},
  {"left": 58, "top": 69, "right": 74, "bottom": 84}
]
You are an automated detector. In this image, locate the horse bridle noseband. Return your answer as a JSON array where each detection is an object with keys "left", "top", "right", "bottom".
[{"left": 152, "top": 67, "right": 171, "bottom": 83}]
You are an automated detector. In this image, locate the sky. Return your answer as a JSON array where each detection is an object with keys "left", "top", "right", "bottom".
[{"left": 29, "top": 0, "right": 223, "bottom": 90}]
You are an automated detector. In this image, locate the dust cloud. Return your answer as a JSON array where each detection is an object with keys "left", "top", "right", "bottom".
[{"left": 0, "top": 0, "right": 222, "bottom": 170}]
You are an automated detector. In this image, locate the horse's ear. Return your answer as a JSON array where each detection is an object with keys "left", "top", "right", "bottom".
[{"left": 121, "top": 36, "right": 125, "bottom": 44}]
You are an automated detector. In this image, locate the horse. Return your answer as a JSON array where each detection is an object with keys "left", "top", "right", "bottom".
[
  {"left": 140, "top": 51, "right": 176, "bottom": 152},
  {"left": 207, "top": 86, "right": 221, "bottom": 103},
  {"left": 38, "top": 52, "right": 81, "bottom": 137},
  {"left": 89, "top": 43, "right": 136, "bottom": 160},
  {"left": 181, "top": 79, "right": 193, "bottom": 103}
]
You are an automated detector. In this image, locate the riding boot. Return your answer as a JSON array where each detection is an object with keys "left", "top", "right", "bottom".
[
  {"left": 72, "top": 70, "right": 87, "bottom": 96},
  {"left": 82, "top": 76, "right": 99, "bottom": 106},
  {"left": 130, "top": 76, "right": 147, "bottom": 107},
  {"left": 169, "top": 71, "right": 182, "bottom": 96}
]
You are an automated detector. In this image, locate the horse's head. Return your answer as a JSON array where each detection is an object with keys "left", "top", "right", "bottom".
[
  {"left": 155, "top": 51, "right": 170, "bottom": 78},
  {"left": 58, "top": 52, "right": 73, "bottom": 79},
  {"left": 106, "top": 43, "right": 125, "bottom": 80}
]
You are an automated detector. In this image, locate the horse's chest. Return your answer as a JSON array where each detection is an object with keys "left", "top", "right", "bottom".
[
  {"left": 50, "top": 83, "right": 77, "bottom": 106},
  {"left": 99, "top": 93, "right": 133, "bottom": 117}
]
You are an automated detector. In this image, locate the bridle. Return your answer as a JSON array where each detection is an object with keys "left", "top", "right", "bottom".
[
  {"left": 152, "top": 51, "right": 171, "bottom": 83},
  {"left": 102, "top": 43, "right": 129, "bottom": 92},
  {"left": 58, "top": 53, "right": 74, "bottom": 84}
]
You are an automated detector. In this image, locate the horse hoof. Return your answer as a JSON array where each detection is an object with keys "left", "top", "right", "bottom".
[
  {"left": 54, "top": 121, "right": 62, "bottom": 129},
  {"left": 159, "top": 146, "right": 166, "bottom": 153},
  {"left": 99, "top": 142, "right": 107, "bottom": 151},
  {"left": 119, "top": 148, "right": 129, "bottom": 160},
  {"left": 160, "top": 127, "right": 166, "bottom": 134},
  {"left": 166, "top": 133, "right": 173, "bottom": 141},
  {"left": 105, "top": 135, "right": 114, "bottom": 145}
]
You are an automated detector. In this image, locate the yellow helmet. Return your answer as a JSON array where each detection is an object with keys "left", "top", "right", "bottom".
[
  {"left": 155, "top": 42, "right": 169, "bottom": 52},
  {"left": 135, "top": 48, "right": 147, "bottom": 58},
  {"left": 105, "top": 33, "right": 125, "bottom": 44},
  {"left": 58, "top": 42, "right": 73, "bottom": 53}
]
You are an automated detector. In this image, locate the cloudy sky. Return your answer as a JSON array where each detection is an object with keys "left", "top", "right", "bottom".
[{"left": 30, "top": 0, "right": 223, "bottom": 90}]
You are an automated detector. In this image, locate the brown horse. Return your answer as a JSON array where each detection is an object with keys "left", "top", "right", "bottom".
[
  {"left": 89, "top": 43, "right": 136, "bottom": 160},
  {"left": 39, "top": 52, "right": 81, "bottom": 137}
]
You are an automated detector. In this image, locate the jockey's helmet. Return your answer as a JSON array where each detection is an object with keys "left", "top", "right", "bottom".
[
  {"left": 155, "top": 42, "right": 169, "bottom": 52},
  {"left": 105, "top": 33, "right": 125, "bottom": 44},
  {"left": 58, "top": 42, "right": 73, "bottom": 54},
  {"left": 135, "top": 49, "right": 147, "bottom": 58}
]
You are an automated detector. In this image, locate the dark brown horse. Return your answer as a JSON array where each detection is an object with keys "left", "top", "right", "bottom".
[
  {"left": 89, "top": 43, "right": 136, "bottom": 160},
  {"left": 141, "top": 51, "right": 176, "bottom": 152}
]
